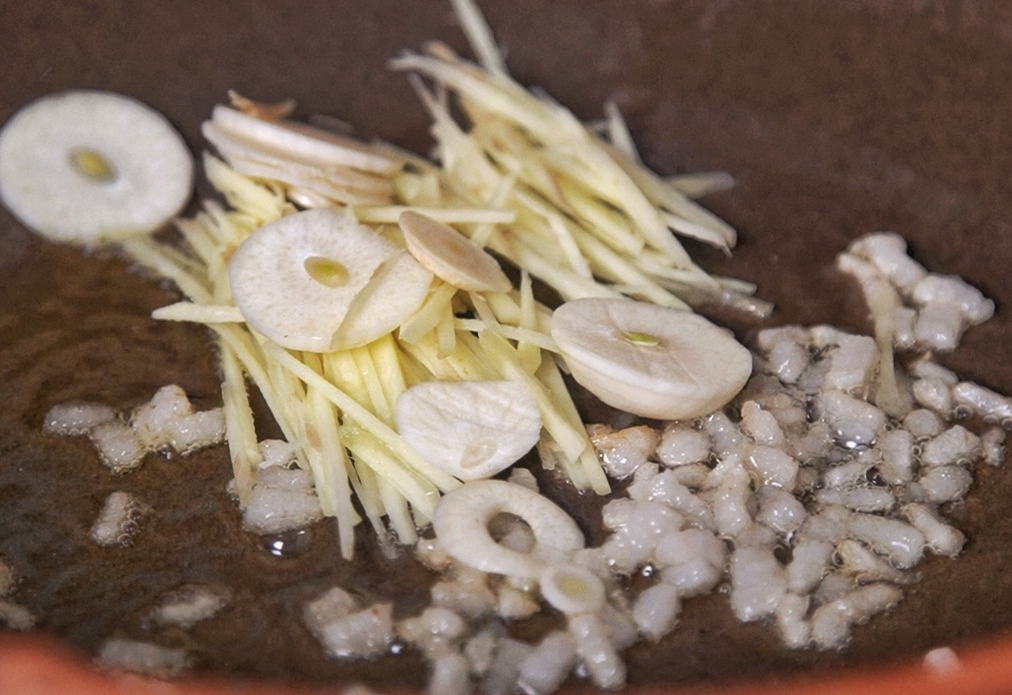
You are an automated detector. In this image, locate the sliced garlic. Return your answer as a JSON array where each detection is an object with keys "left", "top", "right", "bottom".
[
  {"left": 0, "top": 90, "right": 193, "bottom": 245},
  {"left": 202, "top": 121, "right": 394, "bottom": 205},
  {"left": 432, "top": 479, "right": 585, "bottom": 579},
  {"left": 208, "top": 105, "right": 400, "bottom": 175},
  {"left": 398, "top": 210, "right": 512, "bottom": 293},
  {"left": 550, "top": 298, "right": 752, "bottom": 420},
  {"left": 228, "top": 208, "right": 433, "bottom": 351},
  {"left": 395, "top": 380, "right": 542, "bottom": 480}
]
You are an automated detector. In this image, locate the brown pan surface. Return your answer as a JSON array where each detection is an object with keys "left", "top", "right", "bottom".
[{"left": 2, "top": 1, "right": 1012, "bottom": 690}]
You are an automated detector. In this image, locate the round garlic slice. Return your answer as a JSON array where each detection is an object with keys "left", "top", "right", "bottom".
[
  {"left": 0, "top": 90, "right": 193, "bottom": 245},
  {"left": 398, "top": 210, "right": 512, "bottom": 293},
  {"left": 432, "top": 479, "right": 585, "bottom": 579},
  {"left": 395, "top": 380, "right": 542, "bottom": 480},
  {"left": 550, "top": 298, "right": 752, "bottom": 420},
  {"left": 228, "top": 208, "right": 433, "bottom": 351}
]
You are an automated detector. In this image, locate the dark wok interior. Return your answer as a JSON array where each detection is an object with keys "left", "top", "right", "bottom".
[{"left": 2, "top": 0, "right": 1012, "bottom": 689}]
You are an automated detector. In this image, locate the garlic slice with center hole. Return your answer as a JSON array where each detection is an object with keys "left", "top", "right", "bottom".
[
  {"left": 432, "top": 479, "right": 585, "bottom": 579},
  {"left": 228, "top": 208, "right": 433, "bottom": 351},
  {"left": 550, "top": 297, "right": 752, "bottom": 420},
  {"left": 395, "top": 380, "right": 542, "bottom": 480},
  {"left": 0, "top": 90, "right": 193, "bottom": 245},
  {"left": 398, "top": 210, "right": 512, "bottom": 293}
]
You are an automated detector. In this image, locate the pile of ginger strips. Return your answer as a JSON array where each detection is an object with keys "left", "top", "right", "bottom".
[{"left": 121, "top": 0, "right": 762, "bottom": 560}]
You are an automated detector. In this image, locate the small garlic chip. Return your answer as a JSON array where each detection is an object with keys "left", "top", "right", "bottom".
[{"left": 395, "top": 380, "right": 542, "bottom": 480}]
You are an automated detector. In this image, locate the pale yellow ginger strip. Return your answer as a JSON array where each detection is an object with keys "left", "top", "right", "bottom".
[
  {"left": 351, "top": 344, "right": 396, "bottom": 427},
  {"left": 637, "top": 256, "right": 773, "bottom": 318},
  {"left": 202, "top": 199, "right": 255, "bottom": 250},
  {"left": 435, "top": 301, "right": 458, "bottom": 358},
  {"left": 265, "top": 353, "right": 312, "bottom": 468},
  {"left": 603, "top": 99, "right": 640, "bottom": 163},
  {"left": 490, "top": 141, "right": 646, "bottom": 257},
  {"left": 515, "top": 269, "right": 544, "bottom": 370},
  {"left": 389, "top": 339, "right": 431, "bottom": 388},
  {"left": 660, "top": 210, "right": 735, "bottom": 253},
  {"left": 607, "top": 144, "right": 737, "bottom": 250},
  {"left": 120, "top": 237, "right": 213, "bottom": 305},
  {"left": 399, "top": 330, "right": 495, "bottom": 382},
  {"left": 368, "top": 334, "right": 409, "bottom": 411},
  {"left": 294, "top": 356, "right": 353, "bottom": 531},
  {"left": 535, "top": 355, "right": 611, "bottom": 494},
  {"left": 346, "top": 454, "right": 398, "bottom": 553},
  {"left": 324, "top": 352, "right": 400, "bottom": 540},
  {"left": 379, "top": 477, "right": 419, "bottom": 546},
  {"left": 544, "top": 212, "right": 594, "bottom": 280},
  {"left": 265, "top": 342, "right": 461, "bottom": 494},
  {"left": 636, "top": 248, "right": 725, "bottom": 283},
  {"left": 447, "top": 330, "right": 501, "bottom": 381},
  {"left": 394, "top": 167, "right": 444, "bottom": 207},
  {"left": 203, "top": 153, "right": 289, "bottom": 225},
  {"left": 324, "top": 349, "right": 371, "bottom": 407},
  {"left": 537, "top": 434, "right": 592, "bottom": 489},
  {"left": 152, "top": 302, "right": 244, "bottom": 324},
  {"left": 399, "top": 281, "right": 459, "bottom": 345},
  {"left": 472, "top": 118, "right": 576, "bottom": 209},
  {"left": 837, "top": 253, "right": 907, "bottom": 418},
  {"left": 450, "top": 0, "right": 508, "bottom": 76},
  {"left": 210, "top": 325, "right": 302, "bottom": 449},
  {"left": 484, "top": 225, "right": 622, "bottom": 302},
  {"left": 391, "top": 52, "right": 584, "bottom": 145},
  {"left": 460, "top": 92, "right": 691, "bottom": 264},
  {"left": 713, "top": 275, "right": 760, "bottom": 295},
  {"left": 518, "top": 270, "right": 537, "bottom": 329},
  {"left": 557, "top": 178, "right": 647, "bottom": 256},
  {"left": 218, "top": 341, "right": 260, "bottom": 506},
  {"left": 571, "top": 231, "right": 691, "bottom": 308},
  {"left": 469, "top": 172, "right": 518, "bottom": 248},
  {"left": 353, "top": 205, "right": 515, "bottom": 226},
  {"left": 397, "top": 334, "right": 462, "bottom": 382},
  {"left": 483, "top": 291, "right": 553, "bottom": 333},
  {"left": 665, "top": 171, "right": 736, "bottom": 199},
  {"left": 509, "top": 204, "right": 565, "bottom": 250},
  {"left": 469, "top": 294, "right": 541, "bottom": 374},
  {"left": 341, "top": 426, "right": 441, "bottom": 520},
  {"left": 563, "top": 149, "right": 690, "bottom": 263},
  {"left": 453, "top": 319, "right": 558, "bottom": 354},
  {"left": 408, "top": 76, "right": 503, "bottom": 205},
  {"left": 174, "top": 216, "right": 220, "bottom": 270},
  {"left": 306, "top": 383, "right": 359, "bottom": 559}
]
